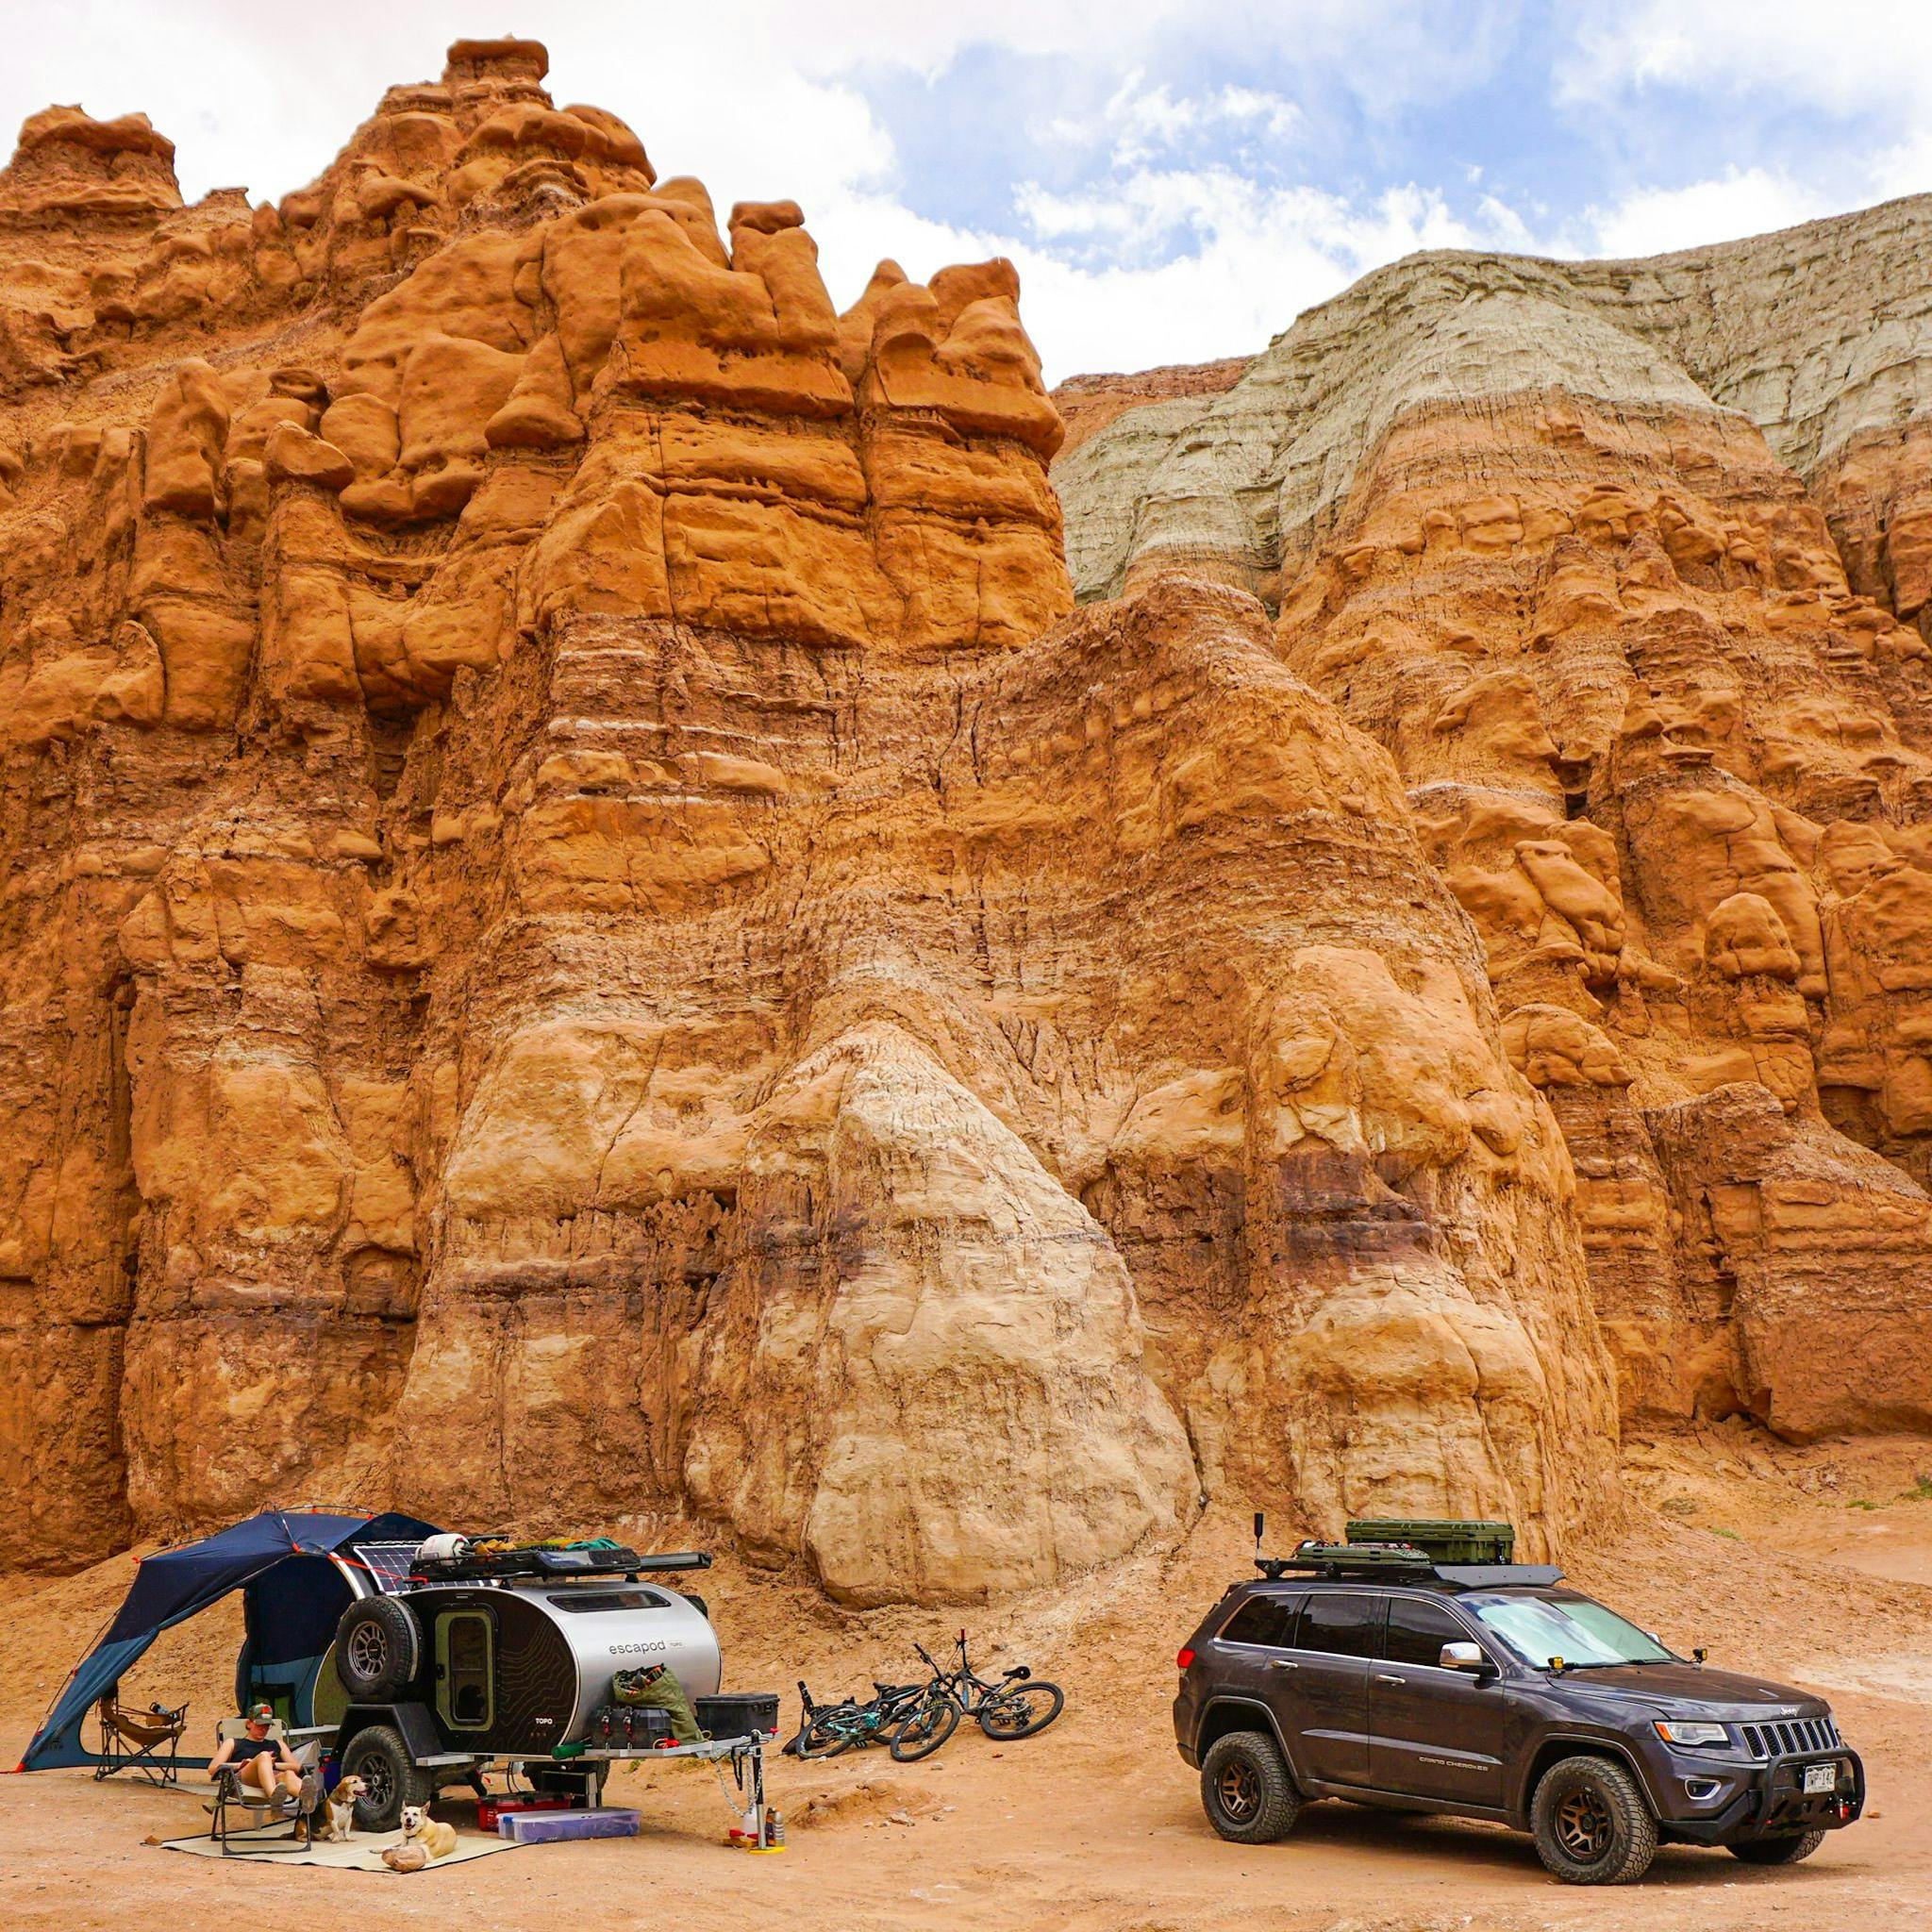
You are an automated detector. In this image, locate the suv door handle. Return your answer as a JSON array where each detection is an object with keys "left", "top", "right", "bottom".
[
  {"left": 1374, "top": 1673, "right": 1405, "bottom": 1685},
  {"left": 1267, "top": 1658, "right": 1299, "bottom": 1671}
]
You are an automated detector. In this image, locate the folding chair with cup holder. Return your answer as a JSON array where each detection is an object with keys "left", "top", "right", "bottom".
[
  {"left": 208, "top": 1717, "right": 319, "bottom": 1856},
  {"left": 93, "top": 1693, "right": 189, "bottom": 1787}
]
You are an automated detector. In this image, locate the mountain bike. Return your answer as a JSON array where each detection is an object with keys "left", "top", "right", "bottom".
[
  {"left": 890, "top": 1632, "right": 1065, "bottom": 1762},
  {"left": 791, "top": 1675, "right": 928, "bottom": 1759}
]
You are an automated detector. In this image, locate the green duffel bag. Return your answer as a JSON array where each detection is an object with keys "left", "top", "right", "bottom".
[{"left": 610, "top": 1664, "right": 701, "bottom": 1743}]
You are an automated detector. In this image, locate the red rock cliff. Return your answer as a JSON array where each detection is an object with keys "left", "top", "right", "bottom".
[{"left": 0, "top": 39, "right": 1621, "bottom": 1590}]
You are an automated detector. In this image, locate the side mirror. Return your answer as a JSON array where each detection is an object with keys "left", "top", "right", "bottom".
[{"left": 1440, "top": 1641, "right": 1493, "bottom": 1676}]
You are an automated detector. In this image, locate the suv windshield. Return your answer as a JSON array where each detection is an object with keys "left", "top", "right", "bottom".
[{"left": 1474, "top": 1594, "right": 1675, "bottom": 1670}]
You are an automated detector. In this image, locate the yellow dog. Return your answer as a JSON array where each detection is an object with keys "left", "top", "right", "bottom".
[{"left": 400, "top": 1803, "right": 458, "bottom": 1860}]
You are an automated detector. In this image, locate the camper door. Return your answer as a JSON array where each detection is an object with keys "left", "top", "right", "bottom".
[{"left": 434, "top": 1607, "right": 495, "bottom": 1734}]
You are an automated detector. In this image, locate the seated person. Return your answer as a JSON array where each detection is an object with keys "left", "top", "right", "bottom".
[{"left": 208, "top": 1702, "right": 305, "bottom": 1808}]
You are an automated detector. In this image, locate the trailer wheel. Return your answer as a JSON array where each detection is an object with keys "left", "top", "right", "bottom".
[
  {"left": 341, "top": 1723, "right": 431, "bottom": 1832},
  {"left": 335, "top": 1596, "right": 421, "bottom": 1700}
]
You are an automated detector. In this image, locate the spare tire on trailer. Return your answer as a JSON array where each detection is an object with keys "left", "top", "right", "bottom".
[{"left": 334, "top": 1595, "right": 422, "bottom": 1701}]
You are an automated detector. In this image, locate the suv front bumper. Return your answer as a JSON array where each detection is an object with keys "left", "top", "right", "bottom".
[{"left": 1661, "top": 1747, "right": 1864, "bottom": 1845}]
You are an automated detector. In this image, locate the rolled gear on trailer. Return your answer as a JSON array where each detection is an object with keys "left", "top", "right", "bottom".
[{"left": 611, "top": 1663, "right": 701, "bottom": 1743}]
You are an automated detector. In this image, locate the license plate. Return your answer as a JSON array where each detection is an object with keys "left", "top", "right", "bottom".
[{"left": 1803, "top": 1763, "right": 1837, "bottom": 1794}]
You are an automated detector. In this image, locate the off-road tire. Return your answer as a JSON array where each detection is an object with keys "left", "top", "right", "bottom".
[
  {"left": 976, "top": 1680, "right": 1065, "bottom": 1740},
  {"left": 341, "top": 1723, "right": 432, "bottom": 1833},
  {"left": 1729, "top": 1829, "right": 1826, "bottom": 1865},
  {"left": 890, "top": 1694, "right": 961, "bottom": 1762},
  {"left": 1200, "top": 1730, "right": 1301, "bottom": 1844},
  {"left": 334, "top": 1596, "right": 421, "bottom": 1701},
  {"left": 1530, "top": 1755, "right": 1658, "bottom": 1884}
]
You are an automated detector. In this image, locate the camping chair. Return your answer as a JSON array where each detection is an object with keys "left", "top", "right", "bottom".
[
  {"left": 208, "top": 1717, "right": 320, "bottom": 1857},
  {"left": 93, "top": 1693, "right": 189, "bottom": 1787}
]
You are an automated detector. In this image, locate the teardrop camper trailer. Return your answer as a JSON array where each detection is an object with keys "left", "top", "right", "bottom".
[{"left": 322, "top": 1537, "right": 728, "bottom": 1824}]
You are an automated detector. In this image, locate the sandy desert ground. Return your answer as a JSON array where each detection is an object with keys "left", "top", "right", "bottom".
[{"left": 3, "top": 1434, "right": 1930, "bottom": 1932}]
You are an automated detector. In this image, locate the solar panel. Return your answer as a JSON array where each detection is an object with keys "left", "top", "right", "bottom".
[{"left": 351, "top": 1541, "right": 425, "bottom": 1594}]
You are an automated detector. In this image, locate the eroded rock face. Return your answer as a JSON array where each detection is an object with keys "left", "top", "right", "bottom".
[
  {"left": 0, "top": 39, "right": 1623, "bottom": 1587},
  {"left": 1056, "top": 203, "right": 1932, "bottom": 1440}
]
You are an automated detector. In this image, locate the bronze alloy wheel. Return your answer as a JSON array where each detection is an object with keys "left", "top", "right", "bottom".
[
  {"left": 1200, "top": 1730, "right": 1302, "bottom": 1844},
  {"left": 1216, "top": 1757, "right": 1261, "bottom": 1824},
  {"left": 1554, "top": 1785, "right": 1615, "bottom": 1862}
]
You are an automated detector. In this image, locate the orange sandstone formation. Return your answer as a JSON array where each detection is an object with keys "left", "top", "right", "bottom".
[
  {"left": 0, "top": 39, "right": 1626, "bottom": 1589},
  {"left": 1056, "top": 205, "right": 1932, "bottom": 1442}
]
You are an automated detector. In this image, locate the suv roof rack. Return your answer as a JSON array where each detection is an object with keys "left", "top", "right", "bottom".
[
  {"left": 1255, "top": 1542, "right": 1563, "bottom": 1589},
  {"left": 1246, "top": 1512, "right": 1560, "bottom": 1590}
]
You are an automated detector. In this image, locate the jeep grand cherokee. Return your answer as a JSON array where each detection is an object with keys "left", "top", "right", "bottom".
[{"left": 1174, "top": 1557, "right": 1863, "bottom": 1884}]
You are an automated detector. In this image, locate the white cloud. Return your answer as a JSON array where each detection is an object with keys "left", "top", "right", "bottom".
[
  {"left": 1561, "top": 0, "right": 1932, "bottom": 115},
  {"left": 1581, "top": 167, "right": 1834, "bottom": 259},
  {"left": 1041, "top": 70, "right": 1305, "bottom": 170},
  {"left": 1004, "top": 169, "right": 1532, "bottom": 374}
]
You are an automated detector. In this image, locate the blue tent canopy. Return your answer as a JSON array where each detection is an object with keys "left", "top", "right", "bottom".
[{"left": 20, "top": 1508, "right": 437, "bottom": 1772}]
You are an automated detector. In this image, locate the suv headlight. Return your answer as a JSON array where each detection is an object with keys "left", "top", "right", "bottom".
[{"left": 1654, "top": 1720, "right": 1729, "bottom": 1747}]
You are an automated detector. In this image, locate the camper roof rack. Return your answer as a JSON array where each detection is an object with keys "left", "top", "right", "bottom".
[{"left": 410, "top": 1540, "right": 714, "bottom": 1585}]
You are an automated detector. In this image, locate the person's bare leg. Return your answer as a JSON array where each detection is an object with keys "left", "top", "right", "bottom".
[{"left": 245, "top": 1755, "right": 277, "bottom": 1800}]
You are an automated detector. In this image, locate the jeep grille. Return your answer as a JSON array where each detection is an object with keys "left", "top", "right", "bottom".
[{"left": 1739, "top": 1716, "right": 1840, "bottom": 1758}]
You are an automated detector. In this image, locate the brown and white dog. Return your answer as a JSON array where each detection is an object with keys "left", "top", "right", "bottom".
[
  {"left": 400, "top": 1804, "right": 458, "bottom": 1861},
  {"left": 323, "top": 1773, "right": 366, "bottom": 1842}
]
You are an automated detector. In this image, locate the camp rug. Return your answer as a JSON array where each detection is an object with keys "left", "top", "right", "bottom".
[{"left": 160, "top": 1820, "right": 523, "bottom": 1871}]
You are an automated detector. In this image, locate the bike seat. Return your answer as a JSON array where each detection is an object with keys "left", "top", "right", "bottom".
[
  {"left": 874, "top": 1682, "right": 919, "bottom": 1696},
  {"left": 1003, "top": 1666, "right": 1031, "bottom": 1680}
]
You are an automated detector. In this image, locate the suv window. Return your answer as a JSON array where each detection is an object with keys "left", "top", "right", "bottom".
[
  {"left": 1384, "top": 1594, "right": 1473, "bottom": 1668},
  {"left": 1218, "top": 1594, "right": 1299, "bottom": 1648},
  {"left": 1298, "top": 1591, "right": 1382, "bottom": 1657}
]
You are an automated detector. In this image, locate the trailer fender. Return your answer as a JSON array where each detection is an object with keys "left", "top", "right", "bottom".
[{"left": 335, "top": 1700, "right": 444, "bottom": 1764}]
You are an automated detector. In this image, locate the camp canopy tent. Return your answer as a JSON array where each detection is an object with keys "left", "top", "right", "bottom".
[{"left": 20, "top": 1508, "right": 438, "bottom": 1772}]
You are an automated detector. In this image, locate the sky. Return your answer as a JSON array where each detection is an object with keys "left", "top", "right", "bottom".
[{"left": 8, "top": 1, "right": 1932, "bottom": 382}]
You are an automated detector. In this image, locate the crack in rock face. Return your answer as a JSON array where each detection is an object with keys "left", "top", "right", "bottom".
[{"left": 0, "top": 34, "right": 1672, "bottom": 1593}]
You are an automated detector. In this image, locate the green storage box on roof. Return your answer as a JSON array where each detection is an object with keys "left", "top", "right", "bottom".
[{"left": 1345, "top": 1520, "right": 1515, "bottom": 1564}]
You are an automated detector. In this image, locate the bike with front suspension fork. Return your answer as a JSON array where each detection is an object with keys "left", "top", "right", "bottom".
[
  {"left": 791, "top": 1675, "right": 928, "bottom": 1759},
  {"left": 890, "top": 1632, "right": 1065, "bottom": 1762}
]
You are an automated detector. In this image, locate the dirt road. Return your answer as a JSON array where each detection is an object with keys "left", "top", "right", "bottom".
[{"left": 4, "top": 1446, "right": 1928, "bottom": 1931}]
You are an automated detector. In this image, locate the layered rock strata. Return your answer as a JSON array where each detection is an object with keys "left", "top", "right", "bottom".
[
  {"left": 0, "top": 40, "right": 1619, "bottom": 1584},
  {"left": 1055, "top": 201, "right": 1932, "bottom": 1437}
]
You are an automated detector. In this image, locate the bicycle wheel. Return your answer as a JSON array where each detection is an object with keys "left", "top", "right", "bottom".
[
  {"left": 890, "top": 1693, "right": 960, "bottom": 1762},
  {"left": 797, "top": 1707, "right": 860, "bottom": 1758},
  {"left": 977, "top": 1680, "right": 1064, "bottom": 1740}
]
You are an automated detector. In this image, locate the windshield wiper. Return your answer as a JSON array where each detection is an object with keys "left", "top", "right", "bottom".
[{"left": 1549, "top": 1657, "right": 1673, "bottom": 1674}]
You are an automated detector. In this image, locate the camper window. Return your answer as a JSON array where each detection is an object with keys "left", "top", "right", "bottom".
[{"left": 545, "top": 1589, "right": 671, "bottom": 1612}]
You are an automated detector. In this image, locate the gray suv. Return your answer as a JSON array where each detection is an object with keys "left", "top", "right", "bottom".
[{"left": 1174, "top": 1528, "right": 1863, "bottom": 1884}]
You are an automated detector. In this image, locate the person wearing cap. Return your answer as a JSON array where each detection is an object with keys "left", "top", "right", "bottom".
[{"left": 208, "top": 1702, "right": 305, "bottom": 1807}]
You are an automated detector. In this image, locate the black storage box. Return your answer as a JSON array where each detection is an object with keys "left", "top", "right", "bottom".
[
  {"left": 695, "top": 1692, "right": 780, "bottom": 1740},
  {"left": 590, "top": 1704, "right": 676, "bottom": 1748}
]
